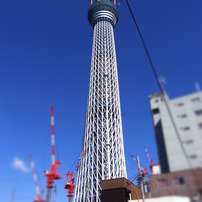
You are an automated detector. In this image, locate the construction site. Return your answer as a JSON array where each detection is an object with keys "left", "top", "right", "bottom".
[{"left": 1, "top": 0, "right": 202, "bottom": 202}]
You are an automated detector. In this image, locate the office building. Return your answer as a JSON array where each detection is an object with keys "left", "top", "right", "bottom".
[{"left": 149, "top": 91, "right": 202, "bottom": 173}]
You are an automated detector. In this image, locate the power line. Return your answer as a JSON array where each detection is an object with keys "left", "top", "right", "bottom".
[{"left": 125, "top": 0, "right": 193, "bottom": 171}]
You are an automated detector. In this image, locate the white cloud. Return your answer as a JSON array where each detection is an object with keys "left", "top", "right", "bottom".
[{"left": 11, "top": 157, "right": 30, "bottom": 173}]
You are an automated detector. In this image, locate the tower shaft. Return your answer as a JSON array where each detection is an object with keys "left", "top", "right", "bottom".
[{"left": 74, "top": 1, "right": 127, "bottom": 201}]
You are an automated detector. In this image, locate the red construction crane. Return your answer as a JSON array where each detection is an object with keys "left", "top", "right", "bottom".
[
  {"left": 29, "top": 154, "right": 45, "bottom": 202},
  {"left": 144, "top": 145, "right": 154, "bottom": 174},
  {"left": 144, "top": 146, "right": 153, "bottom": 166},
  {"left": 45, "top": 106, "right": 61, "bottom": 202},
  {"left": 64, "top": 172, "right": 75, "bottom": 202},
  {"left": 64, "top": 128, "right": 97, "bottom": 201},
  {"left": 144, "top": 145, "right": 161, "bottom": 176}
]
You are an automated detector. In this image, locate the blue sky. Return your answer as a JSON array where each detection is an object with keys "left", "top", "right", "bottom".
[{"left": 0, "top": 0, "right": 202, "bottom": 201}]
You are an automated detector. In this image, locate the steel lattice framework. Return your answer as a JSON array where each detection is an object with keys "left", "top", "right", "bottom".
[{"left": 74, "top": 1, "right": 127, "bottom": 201}]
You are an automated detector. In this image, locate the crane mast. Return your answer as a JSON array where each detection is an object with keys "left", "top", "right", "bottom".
[
  {"left": 53, "top": 185, "right": 57, "bottom": 202},
  {"left": 51, "top": 106, "right": 55, "bottom": 164},
  {"left": 45, "top": 106, "right": 61, "bottom": 202}
]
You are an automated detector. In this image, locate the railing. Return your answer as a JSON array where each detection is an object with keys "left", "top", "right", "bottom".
[{"left": 91, "top": 0, "right": 116, "bottom": 5}]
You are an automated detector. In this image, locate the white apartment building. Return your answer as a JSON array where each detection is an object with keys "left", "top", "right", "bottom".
[{"left": 149, "top": 91, "right": 202, "bottom": 173}]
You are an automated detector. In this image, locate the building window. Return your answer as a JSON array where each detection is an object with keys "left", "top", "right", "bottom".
[
  {"left": 175, "top": 102, "right": 184, "bottom": 107},
  {"left": 154, "top": 99, "right": 159, "bottom": 103},
  {"left": 184, "top": 126, "right": 190, "bottom": 131},
  {"left": 173, "top": 177, "right": 185, "bottom": 186},
  {"left": 190, "top": 155, "right": 197, "bottom": 159},
  {"left": 195, "top": 109, "right": 202, "bottom": 116},
  {"left": 187, "top": 140, "right": 193, "bottom": 144},
  {"left": 198, "top": 123, "right": 202, "bottom": 129},
  {"left": 180, "top": 126, "right": 190, "bottom": 131},
  {"left": 152, "top": 108, "right": 159, "bottom": 115},
  {"left": 177, "top": 114, "right": 187, "bottom": 118},
  {"left": 157, "top": 179, "right": 169, "bottom": 188},
  {"left": 183, "top": 140, "right": 194, "bottom": 145},
  {"left": 181, "top": 114, "right": 187, "bottom": 118},
  {"left": 191, "top": 97, "right": 201, "bottom": 103}
]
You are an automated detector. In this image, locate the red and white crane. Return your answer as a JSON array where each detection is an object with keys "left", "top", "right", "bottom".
[
  {"left": 29, "top": 154, "right": 45, "bottom": 202},
  {"left": 64, "top": 172, "right": 75, "bottom": 202},
  {"left": 144, "top": 145, "right": 161, "bottom": 175},
  {"left": 144, "top": 145, "right": 154, "bottom": 174},
  {"left": 51, "top": 106, "right": 56, "bottom": 165},
  {"left": 144, "top": 146, "right": 153, "bottom": 166},
  {"left": 64, "top": 128, "right": 97, "bottom": 201},
  {"left": 45, "top": 106, "right": 61, "bottom": 202}
]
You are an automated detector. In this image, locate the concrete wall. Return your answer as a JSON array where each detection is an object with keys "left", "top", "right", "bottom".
[
  {"left": 102, "top": 178, "right": 143, "bottom": 202},
  {"left": 129, "top": 196, "right": 190, "bottom": 202},
  {"left": 148, "top": 168, "right": 202, "bottom": 201}
]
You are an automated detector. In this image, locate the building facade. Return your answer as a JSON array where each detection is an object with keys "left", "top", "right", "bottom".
[
  {"left": 149, "top": 91, "right": 202, "bottom": 173},
  {"left": 102, "top": 178, "right": 143, "bottom": 202},
  {"left": 74, "top": 1, "right": 127, "bottom": 201},
  {"left": 148, "top": 168, "right": 202, "bottom": 201}
]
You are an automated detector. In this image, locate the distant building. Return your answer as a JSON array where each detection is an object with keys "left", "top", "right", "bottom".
[
  {"left": 148, "top": 168, "right": 202, "bottom": 201},
  {"left": 129, "top": 196, "right": 190, "bottom": 202},
  {"left": 149, "top": 91, "right": 202, "bottom": 173}
]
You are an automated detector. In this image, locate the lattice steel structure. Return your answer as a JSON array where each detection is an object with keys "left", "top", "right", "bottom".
[{"left": 74, "top": 1, "right": 127, "bottom": 201}]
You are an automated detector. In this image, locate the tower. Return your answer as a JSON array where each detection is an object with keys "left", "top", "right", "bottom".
[{"left": 74, "top": 1, "right": 127, "bottom": 201}]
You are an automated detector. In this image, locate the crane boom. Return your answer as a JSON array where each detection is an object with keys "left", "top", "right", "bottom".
[
  {"left": 30, "top": 154, "right": 40, "bottom": 196},
  {"left": 144, "top": 145, "right": 153, "bottom": 165},
  {"left": 29, "top": 154, "right": 45, "bottom": 202}
]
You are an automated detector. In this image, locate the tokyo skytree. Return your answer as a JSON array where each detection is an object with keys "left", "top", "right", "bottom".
[{"left": 74, "top": 0, "right": 127, "bottom": 201}]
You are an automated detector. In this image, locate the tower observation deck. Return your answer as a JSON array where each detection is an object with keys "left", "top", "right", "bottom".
[{"left": 74, "top": 1, "right": 127, "bottom": 201}]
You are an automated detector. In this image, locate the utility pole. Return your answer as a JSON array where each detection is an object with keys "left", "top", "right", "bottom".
[{"left": 137, "top": 156, "right": 145, "bottom": 202}]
